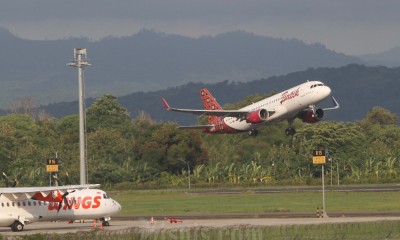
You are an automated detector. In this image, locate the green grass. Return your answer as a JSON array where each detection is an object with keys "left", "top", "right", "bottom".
[{"left": 110, "top": 188, "right": 400, "bottom": 215}]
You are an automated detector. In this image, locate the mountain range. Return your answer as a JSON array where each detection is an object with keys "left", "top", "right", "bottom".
[
  {"left": 41, "top": 64, "right": 400, "bottom": 124},
  {"left": 0, "top": 27, "right": 364, "bottom": 108},
  {"left": 359, "top": 47, "right": 400, "bottom": 67}
]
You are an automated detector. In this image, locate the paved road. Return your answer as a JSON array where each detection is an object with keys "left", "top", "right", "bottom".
[{"left": 2, "top": 217, "right": 400, "bottom": 237}]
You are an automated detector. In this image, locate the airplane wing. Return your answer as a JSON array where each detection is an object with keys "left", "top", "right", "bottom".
[
  {"left": 0, "top": 184, "right": 100, "bottom": 201},
  {"left": 162, "top": 98, "right": 249, "bottom": 118}
]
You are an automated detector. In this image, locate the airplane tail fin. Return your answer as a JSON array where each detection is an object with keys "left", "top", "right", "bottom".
[{"left": 200, "top": 88, "right": 222, "bottom": 123}]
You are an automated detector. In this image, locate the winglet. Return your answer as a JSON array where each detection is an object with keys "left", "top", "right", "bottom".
[
  {"left": 332, "top": 96, "right": 340, "bottom": 109},
  {"left": 323, "top": 96, "right": 340, "bottom": 111},
  {"left": 161, "top": 97, "right": 170, "bottom": 111}
]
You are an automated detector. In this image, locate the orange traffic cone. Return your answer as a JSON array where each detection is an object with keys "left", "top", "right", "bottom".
[{"left": 150, "top": 217, "right": 155, "bottom": 224}]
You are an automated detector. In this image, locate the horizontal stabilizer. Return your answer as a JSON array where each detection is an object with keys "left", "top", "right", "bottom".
[{"left": 178, "top": 124, "right": 215, "bottom": 130}]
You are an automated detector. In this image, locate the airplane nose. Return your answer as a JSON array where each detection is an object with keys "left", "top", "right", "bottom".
[
  {"left": 112, "top": 199, "right": 122, "bottom": 213},
  {"left": 322, "top": 86, "right": 331, "bottom": 97}
]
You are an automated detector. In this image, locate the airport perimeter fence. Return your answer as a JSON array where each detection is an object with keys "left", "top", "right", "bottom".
[{"left": 3, "top": 221, "right": 400, "bottom": 240}]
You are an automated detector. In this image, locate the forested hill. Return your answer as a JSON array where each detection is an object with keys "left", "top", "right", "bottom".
[
  {"left": 41, "top": 64, "right": 400, "bottom": 124},
  {"left": 0, "top": 28, "right": 361, "bottom": 108}
]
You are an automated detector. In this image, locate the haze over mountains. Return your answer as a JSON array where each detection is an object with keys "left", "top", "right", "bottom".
[
  {"left": 0, "top": 27, "right": 364, "bottom": 108},
  {"left": 359, "top": 47, "right": 400, "bottom": 67}
]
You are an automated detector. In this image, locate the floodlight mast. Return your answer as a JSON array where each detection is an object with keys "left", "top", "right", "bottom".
[{"left": 67, "top": 48, "right": 91, "bottom": 185}]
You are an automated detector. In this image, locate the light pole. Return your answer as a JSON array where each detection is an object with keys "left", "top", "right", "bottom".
[
  {"left": 329, "top": 157, "right": 333, "bottom": 186},
  {"left": 68, "top": 48, "right": 90, "bottom": 185},
  {"left": 272, "top": 161, "right": 275, "bottom": 179},
  {"left": 186, "top": 162, "right": 191, "bottom": 190},
  {"left": 180, "top": 160, "right": 191, "bottom": 190},
  {"left": 337, "top": 161, "right": 340, "bottom": 186}
]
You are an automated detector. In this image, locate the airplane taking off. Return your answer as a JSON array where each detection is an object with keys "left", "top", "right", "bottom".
[
  {"left": 162, "top": 81, "right": 339, "bottom": 136},
  {"left": 0, "top": 184, "right": 121, "bottom": 231}
]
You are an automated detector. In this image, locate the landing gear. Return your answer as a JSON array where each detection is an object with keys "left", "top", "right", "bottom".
[
  {"left": 10, "top": 221, "right": 24, "bottom": 232},
  {"left": 248, "top": 129, "right": 258, "bottom": 136},
  {"left": 285, "top": 119, "right": 296, "bottom": 136},
  {"left": 100, "top": 217, "right": 111, "bottom": 227},
  {"left": 285, "top": 127, "right": 296, "bottom": 136}
]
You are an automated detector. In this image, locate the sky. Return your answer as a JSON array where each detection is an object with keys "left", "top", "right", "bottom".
[{"left": 1, "top": 0, "right": 399, "bottom": 55}]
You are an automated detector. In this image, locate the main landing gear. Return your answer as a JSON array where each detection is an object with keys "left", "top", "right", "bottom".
[
  {"left": 248, "top": 129, "right": 258, "bottom": 136},
  {"left": 285, "top": 119, "right": 296, "bottom": 136},
  {"left": 285, "top": 127, "right": 296, "bottom": 136}
]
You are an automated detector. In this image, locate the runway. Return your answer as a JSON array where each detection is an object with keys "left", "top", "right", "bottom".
[{"left": 2, "top": 216, "right": 400, "bottom": 237}]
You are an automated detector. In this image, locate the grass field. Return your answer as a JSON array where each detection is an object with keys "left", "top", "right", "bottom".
[{"left": 110, "top": 187, "right": 400, "bottom": 215}]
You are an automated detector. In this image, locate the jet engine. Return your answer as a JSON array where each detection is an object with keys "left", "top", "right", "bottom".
[
  {"left": 298, "top": 108, "right": 324, "bottom": 123},
  {"left": 246, "top": 109, "right": 269, "bottom": 124}
]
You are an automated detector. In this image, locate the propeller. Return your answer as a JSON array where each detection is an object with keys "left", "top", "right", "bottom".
[{"left": 57, "top": 190, "right": 76, "bottom": 213}]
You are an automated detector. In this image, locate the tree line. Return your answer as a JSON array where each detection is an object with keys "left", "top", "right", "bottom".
[{"left": 0, "top": 94, "right": 399, "bottom": 188}]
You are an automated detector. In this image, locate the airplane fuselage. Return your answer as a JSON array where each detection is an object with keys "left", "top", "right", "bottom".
[
  {"left": 204, "top": 81, "right": 332, "bottom": 133},
  {"left": 0, "top": 188, "right": 121, "bottom": 228}
]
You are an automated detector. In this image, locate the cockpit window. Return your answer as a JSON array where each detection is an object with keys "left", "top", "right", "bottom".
[
  {"left": 310, "top": 83, "right": 324, "bottom": 88},
  {"left": 103, "top": 193, "right": 109, "bottom": 199}
]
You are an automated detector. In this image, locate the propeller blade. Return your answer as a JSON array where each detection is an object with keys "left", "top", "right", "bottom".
[{"left": 57, "top": 190, "right": 75, "bottom": 213}]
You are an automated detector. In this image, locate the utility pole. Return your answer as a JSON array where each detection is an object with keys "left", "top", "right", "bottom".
[{"left": 68, "top": 48, "right": 91, "bottom": 185}]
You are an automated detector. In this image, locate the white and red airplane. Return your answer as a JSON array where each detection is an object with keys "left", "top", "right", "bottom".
[
  {"left": 162, "top": 80, "right": 339, "bottom": 136},
  {"left": 0, "top": 184, "right": 121, "bottom": 231}
]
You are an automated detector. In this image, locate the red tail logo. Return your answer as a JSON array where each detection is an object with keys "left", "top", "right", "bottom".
[{"left": 200, "top": 88, "right": 222, "bottom": 123}]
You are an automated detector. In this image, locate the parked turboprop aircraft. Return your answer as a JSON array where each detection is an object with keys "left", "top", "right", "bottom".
[
  {"left": 162, "top": 80, "right": 339, "bottom": 136},
  {"left": 0, "top": 184, "right": 121, "bottom": 231}
]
